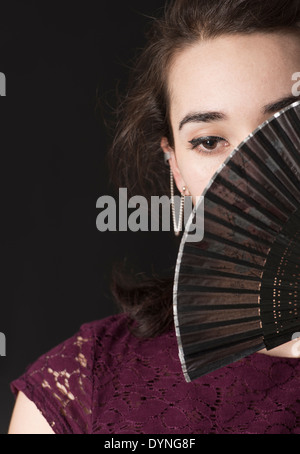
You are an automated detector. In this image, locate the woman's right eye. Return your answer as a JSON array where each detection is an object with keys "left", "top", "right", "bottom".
[{"left": 188, "top": 136, "right": 229, "bottom": 154}]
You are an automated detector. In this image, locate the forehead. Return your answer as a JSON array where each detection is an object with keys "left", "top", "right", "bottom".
[{"left": 167, "top": 32, "right": 300, "bottom": 121}]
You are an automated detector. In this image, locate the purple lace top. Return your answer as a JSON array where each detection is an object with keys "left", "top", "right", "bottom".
[{"left": 10, "top": 313, "right": 300, "bottom": 434}]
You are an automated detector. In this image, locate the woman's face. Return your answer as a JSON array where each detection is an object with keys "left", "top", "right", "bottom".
[{"left": 161, "top": 31, "right": 300, "bottom": 358}]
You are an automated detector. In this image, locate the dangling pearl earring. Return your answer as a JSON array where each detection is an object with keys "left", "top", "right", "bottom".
[{"left": 170, "top": 166, "right": 187, "bottom": 236}]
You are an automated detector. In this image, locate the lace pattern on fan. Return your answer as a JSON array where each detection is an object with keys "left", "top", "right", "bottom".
[{"left": 261, "top": 222, "right": 300, "bottom": 349}]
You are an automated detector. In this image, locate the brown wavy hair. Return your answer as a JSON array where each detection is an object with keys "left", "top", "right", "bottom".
[{"left": 105, "top": 0, "right": 300, "bottom": 338}]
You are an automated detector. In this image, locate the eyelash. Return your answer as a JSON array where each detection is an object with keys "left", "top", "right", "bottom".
[{"left": 188, "top": 136, "right": 229, "bottom": 154}]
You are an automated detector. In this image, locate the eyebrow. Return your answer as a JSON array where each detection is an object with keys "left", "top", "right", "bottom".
[{"left": 178, "top": 94, "right": 300, "bottom": 131}]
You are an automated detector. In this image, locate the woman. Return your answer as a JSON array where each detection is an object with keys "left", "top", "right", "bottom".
[{"left": 8, "top": 0, "right": 300, "bottom": 434}]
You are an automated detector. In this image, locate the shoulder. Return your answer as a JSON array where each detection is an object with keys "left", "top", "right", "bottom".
[
  {"left": 10, "top": 313, "right": 131, "bottom": 434},
  {"left": 80, "top": 311, "right": 132, "bottom": 340}
]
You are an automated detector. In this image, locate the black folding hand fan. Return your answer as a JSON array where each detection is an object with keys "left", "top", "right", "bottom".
[{"left": 173, "top": 100, "right": 300, "bottom": 382}]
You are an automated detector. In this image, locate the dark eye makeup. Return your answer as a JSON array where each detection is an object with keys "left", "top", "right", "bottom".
[{"left": 188, "top": 136, "right": 228, "bottom": 154}]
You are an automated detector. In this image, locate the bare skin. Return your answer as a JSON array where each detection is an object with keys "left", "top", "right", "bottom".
[
  {"left": 161, "top": 31, "right": 300, "bottom": 359},
  {"left": 8, "top": 30, "right": 300, "bottom": 434},
  {"left": 8, "top": 391, "right": 55, "bottom": 434}
]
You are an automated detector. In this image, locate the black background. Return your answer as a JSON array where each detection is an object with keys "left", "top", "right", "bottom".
[{"left": 0, "top": 0, "right": 180, "bottom": 434}]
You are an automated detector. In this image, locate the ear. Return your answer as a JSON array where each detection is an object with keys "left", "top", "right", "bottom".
[{"left": 160, "top": 137, "right": 188, "bottom": 195}]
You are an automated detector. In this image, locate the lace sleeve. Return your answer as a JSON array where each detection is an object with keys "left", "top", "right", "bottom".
[{"left": 10, "top": 322, "right": 96, "bottom": 434}]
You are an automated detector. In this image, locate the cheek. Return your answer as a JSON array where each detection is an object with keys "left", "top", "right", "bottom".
[
  {"left": 180, "top": 164, "right": 208, "bottom": 199},
  {"left": 178, "top": 155, "right": 226, "bottom": 199}
]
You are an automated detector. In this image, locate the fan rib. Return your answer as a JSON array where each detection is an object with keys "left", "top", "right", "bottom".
[
  {"left": 174, "top": 102, "right": 300, "bottom": 381},
  {"left": 184, "top": 246, "right": 264, "bottom": 270},
  {"left": 182, "top": 328, "right": 263, "bottom": 356}
]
